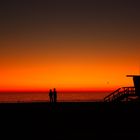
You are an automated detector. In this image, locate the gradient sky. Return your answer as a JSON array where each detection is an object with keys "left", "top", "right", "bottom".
[{"left": 0, "top": 0, "right": 140, "bottom": 91}]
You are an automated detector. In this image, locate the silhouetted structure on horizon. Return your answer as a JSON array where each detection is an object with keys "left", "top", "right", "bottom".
[
  {"left": 127, "top": 75, "right": 140, "bottom": 96},
  {"left": 104, "top": 75, "right": 140, "bottom": 102}
]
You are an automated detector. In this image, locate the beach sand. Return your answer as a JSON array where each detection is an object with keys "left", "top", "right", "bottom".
[{"left": 0, "top": 101, "right": 140, "bottom": 139}]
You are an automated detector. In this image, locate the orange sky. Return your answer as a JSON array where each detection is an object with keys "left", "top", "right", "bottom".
[
  {"left": 0, "top": 38, "right": 139, "bottom": 92},
  {"left": 0, "top": 0, "right": 140, "bottom": 92}
]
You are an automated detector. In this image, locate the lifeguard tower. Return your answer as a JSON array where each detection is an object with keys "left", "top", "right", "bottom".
[{"left": 104, "top": 75, "right": 140, "bottom": 102}]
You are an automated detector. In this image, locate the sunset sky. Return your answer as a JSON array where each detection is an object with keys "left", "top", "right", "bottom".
[{"left": 0, "top": 0, "right": 140, "bottom": 92}]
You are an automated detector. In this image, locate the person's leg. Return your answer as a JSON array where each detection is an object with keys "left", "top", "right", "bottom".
[{"left": 52, "top": 96, "right": 54, "bottom": 102}]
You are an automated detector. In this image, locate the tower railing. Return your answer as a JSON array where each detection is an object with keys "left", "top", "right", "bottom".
[{"left": 104, "top": 87, "right": 135, "bottom": 102}]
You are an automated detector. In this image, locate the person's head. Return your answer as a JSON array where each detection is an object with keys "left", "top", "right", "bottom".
[
  {"left": 54, "top": 88, "right": 56, "bottom": 91},
  {"left": 50, "top": 89, "right": 52, "bottom": 92}
]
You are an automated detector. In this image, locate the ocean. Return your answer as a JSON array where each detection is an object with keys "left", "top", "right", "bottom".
[{"left": 0, "top": 91, "right": 111, "bottom": 103}]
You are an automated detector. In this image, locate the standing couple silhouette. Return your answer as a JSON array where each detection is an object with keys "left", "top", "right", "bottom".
[{"left": 49, "top": 88, "right": 57, "bottom": 103}]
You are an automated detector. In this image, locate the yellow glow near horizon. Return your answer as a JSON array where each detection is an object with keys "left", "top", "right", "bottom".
[{"left": 0, "top": 27, "right": 140, "bottom": 92}]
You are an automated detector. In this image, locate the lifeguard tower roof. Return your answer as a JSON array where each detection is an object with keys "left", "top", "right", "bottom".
[
  {"left": 126, "top": 75, "right": 140, "bottom": 96},
  {"left": 127, "top": 75, "right": 140, "bottom": 77}
]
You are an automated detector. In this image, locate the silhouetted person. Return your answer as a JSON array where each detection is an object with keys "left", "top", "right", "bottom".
[
  {"left": 53, "top": 88, "right": 57, "bottom": 103},
  {"left": 49, "top": 89, "right": 53, "bottom": 103}
]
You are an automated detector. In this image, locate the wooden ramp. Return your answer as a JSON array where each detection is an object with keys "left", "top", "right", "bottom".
[{"left": 104, "top": 87, "right": 138, "bottom": 102}]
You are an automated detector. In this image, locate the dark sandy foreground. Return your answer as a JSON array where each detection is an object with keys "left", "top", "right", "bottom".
[{"left": 0, "top": 102, "right": 140, "bottom": 139}]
